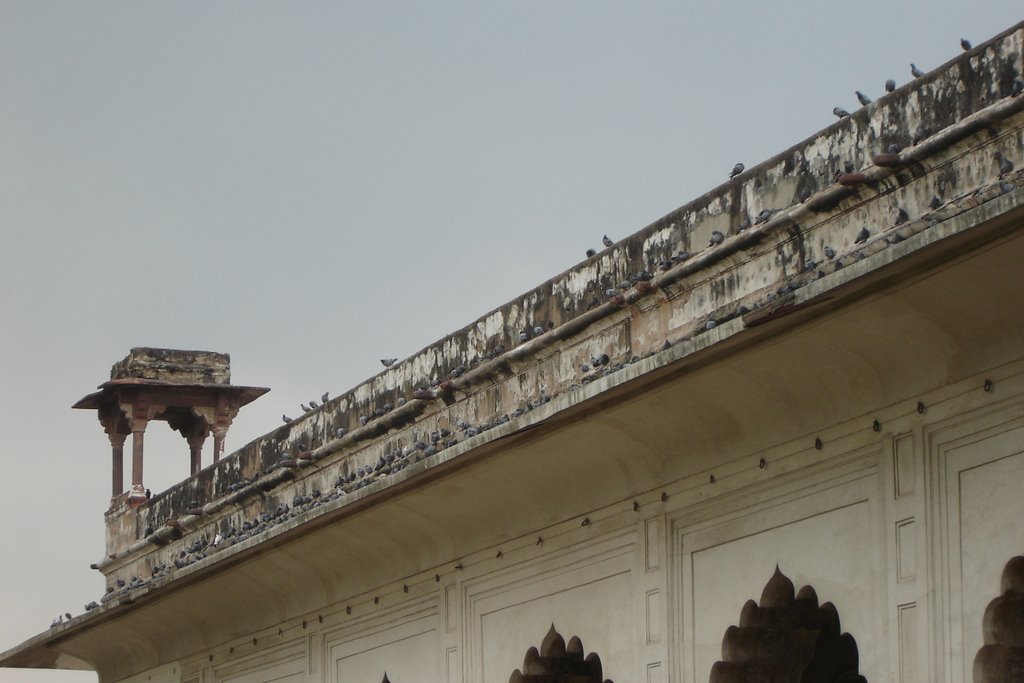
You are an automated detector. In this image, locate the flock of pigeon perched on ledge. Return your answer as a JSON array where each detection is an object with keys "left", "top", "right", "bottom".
[{"left": 50, "top": 39, "right": 1023, "bottom": 629}]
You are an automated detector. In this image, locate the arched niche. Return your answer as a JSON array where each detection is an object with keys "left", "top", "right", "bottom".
[
  {"left": 710, "top": 566, "right": 867, "bottom": 683},
  {"left": 973, "top": 555, "right": 1024, "bottom": 682},
  {"left": 507, "top": 624, "right": 611, "bottom": 683}
]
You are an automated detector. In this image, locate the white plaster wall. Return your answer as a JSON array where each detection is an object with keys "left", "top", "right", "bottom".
[{"left": 118, "top": 363, "right": 1024, "bottom": 683}]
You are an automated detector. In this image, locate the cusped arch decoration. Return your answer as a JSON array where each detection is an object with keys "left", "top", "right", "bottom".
[
  {"left": 973, "top": 555, "right": 1024, "bottom": 682},
  {"left": 508, "top": 624, "right": 612, "bottom": 683},
  {"left": 710, "top": 566, "right": 867, "bottom": 683}
]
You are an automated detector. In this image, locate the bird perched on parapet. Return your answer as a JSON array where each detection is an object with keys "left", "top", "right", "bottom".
[
  {"left": 754, "top": 209, "right": 772, "bottom": 225},
  {"left": 602, "top": 235, "right": 614, "bottom": 248},
  {"left": 64, "top": 612, "right": 72, "bottom": 620},
  {"left": 658, "top": 259, "right": 673, "bottom": 271},
  {"left": 911, "top": 63, "right": 925, "bottom": 78},
  {"left": 824, "top": 245, "right": 836, "bottom": 259},
  {"left": 309, "top": 400, "right": 319, "bottom": 409},
  {"left": 380, "top": 358, "right": 397, "bottom": 368},
  {"left": 885, "top": 79, "right": 897, "bottom": 92},
  {"left": 844, "top": 160, "right": 855, "bottom": 174},
  {"left": 1000, "top": 180, "right": 1017, "bottom": 194},
  {"left": 996, "top": 153, "right": 1014, "bottom": 178},
  {"left": 335, "top": 427, "right": 347, "bottom": 438},
  {"left": 1012, "top": 79, "right": 1024, "bottom": 97},
  {"left": 895, "top": 208, "right": 910, "bottom": 225},
  {"left": 887, "top": 143, "right": 902, "bottom": 154},
  {"left": 518, "top": 330, "right": 529, "bottom": 343},
  {"left": 616, "top": 280, "right": 632, "bottom": 290},
  {"left": 855, "top": 91, "right": 872, "bottom": 106},
  {"left": 533, "top": 325, "right": 544, "bottom": 336},
  {"left": 929, "top": 195, "right": 942, "bottom": 210},
  {"left": 833, "top": 106, "right": 850, "bottom": 118},
  {"left": 321, "top": 391, "right": 329, "bottom": 403},
  {"left": 586, "top": 248, "right": 597, "bottom": 258},
  {"left": 672, "top": 250, "right": 690, "bottom": 263},
  {"left": 729, "top": 163, "right": 745, "bottom": 178},
  {"left": 632, "top": 270, "right": 654, "bottom": 282},
  {"left": 961, "top": 38, "right": 972, "bottom": 51},
  {"left": 282, "top": 415, "right": 293, "bottom": 424},
  {"left": 358, "top": 415, "right": 369, "bottom": 426},
  {"left": 591, "top": 353, "right": 610, "bottom": 367},
  {"left": 301, "top": 403, "right": 311, "bottom": 413},
  {"left": 855, "top": 227, "right": 870, "bottom": 244},
  {"left": 709, "top": 230, "right": 724, "bottom": 246},
  {"left": 604, "top": 288, "right": 618, "bottom": 298}
]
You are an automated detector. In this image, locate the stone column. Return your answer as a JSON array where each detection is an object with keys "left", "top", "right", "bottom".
[
  {"left": 129, "top": 425, "right": 146, "bottom": 501},
  {"left": 109, "top": 433, "right": 127, "bottom": 497},
  {"left": 188, "top": 434, "right": 206, "bottom": 474},
  {"left": 212, "top": 428, "right": 227, "bottom": 464}
]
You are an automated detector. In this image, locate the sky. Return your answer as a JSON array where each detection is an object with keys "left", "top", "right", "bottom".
[{"left": 0, "top": 3, "right": 1020, "bottom": 681}]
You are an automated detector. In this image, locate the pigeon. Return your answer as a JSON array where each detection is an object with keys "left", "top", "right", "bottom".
[
  {"left": 380, "top": 358, "right": 397, "bottom": 368},
  {"left": 282, "top": 415, "right": 293, "bottom": 424},
  {"left": 518, "top": 330, "right": 529, "bottom": 343},
  {"left": 661, "top": 340, "right": 672, "bottom": 351},
  {"left": 321, "top": 391, "right": 329, "bottom": 403},
  {"left": 579, "top": 363, "right": 590, "bottom": 373},
  {"left": 65, "top": 612, "right": 72, "bottom": 620},
  {"left": 604, "top": 288, "right": 618, "bottom": 297},
  {"left": 754, "top": 209, "right": 772, "bottom": 225},
  {"left": 929, "top": 196, "right": 942, "bottom": 210},
  {"left": 658, "top": 259, "right": 673, "bottom": 271},
  {"left": 855, "top": 91, "right": 872, "bottom": 106},
  {"left": 300, "top": 403, "right": 310, "bottom": 413},
  {"left": 833, "top": 106, "right": 850, "bottom": 118},
  {"left": 960, "top": 38, "right": 972, "bottom": 51},
  {"left": 997, "top": 154, "right": 1014, "bottom": 178},
  {"left": 335, "top": 427, "right": 347, "bottom": 438},
  {"left": 854, "top": 227, "right": 870, "bottom": 244},
  {"left": 709, "top": 230, "right": 725, "bottom": 246},
  {"left": 910, "top": 63, "right": 925, "bottom": 79},
  {"left": 895, "top": 208, "right": 910, "bottom": 225},
  {"left": 1000, "top": 180, "right": 1017, "bottom": 193},
  {"left": 309, "top": 400, "right": 319, "bottom": 409},
  {"left": 887, "top": 143, "right": 902, "bottom": 154},
  {"left": 824, "top": 246, "right": 836, "bottom": 259},
  {"left": 585, "top": 248, "right": 597, "bottom": 258},
  {"left": 602, "top": 235, "right": 614, "bottom": 248},
  {"left": 532, "top": 325, "right": 544, "bottom": 336},
  {"left": 844, "top": 160, "right": 855, "bottom": 174},
  {"left": 616, "top": 280, "right": 632, "bottom": 291},
  {"left": 885, "top": 79, "right": 897, "bottom": 93},
  {"left": 358, "top": 415, "right": 369, "bottom": 426},
  {"left": 729, "top": 163, "right": 745, "bottom": 178},
  {"left": 1012, "top": 79, "right": 1024, "bottom": 97},
  {"left": 671, "top": 251, "right": 690, "bottom": 262}
]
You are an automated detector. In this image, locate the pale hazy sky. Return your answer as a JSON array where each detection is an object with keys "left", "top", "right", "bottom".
[{"left": 1, "top": 3, "right": 1021, "bottom": 681}]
